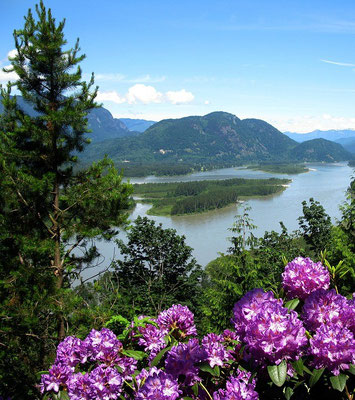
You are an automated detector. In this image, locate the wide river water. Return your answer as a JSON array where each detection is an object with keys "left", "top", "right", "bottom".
[{"left": 84, "top": 162, "right": 354, "bottom": 280}]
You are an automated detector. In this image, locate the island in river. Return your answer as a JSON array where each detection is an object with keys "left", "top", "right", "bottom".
[
  {"left": 246, "top": 163, "right": 309, "bottom": 174},
  {"left": 133, "top": 177, "right": 291, "bottom": 216}
]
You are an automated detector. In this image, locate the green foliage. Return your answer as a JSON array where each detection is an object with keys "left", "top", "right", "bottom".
[
  {"left": 112, "top": 216, "right": 203, "bottom": 318},
  {"left": 298, "top": 198, "right": 332, "bottom": 256}
]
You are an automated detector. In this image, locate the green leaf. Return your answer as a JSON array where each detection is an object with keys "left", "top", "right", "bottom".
[
  {"left": 309, "top": 368, "right": 324, "bottom": 387},
  {"left": 150, "top": 344, "right": 173, "bottom": 367},
  {"left": 59, "top": 392, "right": 70, "bottom": 400},
  {"left": 349, "top": 364, "right": 355, "bottom": 375},
  {"left": 284, "top": 386, "right": 294, "bottom": 400},
  {"left": 267, "top": 360, "right": 287, "bottom": 387},
  {"left": 36, "top": 370, "right": 48, "bottom": 379},
  {"left": 292, "top": 359, "right": 304, "bottom": 377},
  {"left": 285, "top": 298, "right": 300, "bottom": 311},
  {"left": 192, "top": 383, "right": 199, "bottom": 396},
  {"left": 199, "top": 362, "right": 220, "bottom": 377},
  {"left": 121, "top": 350, "right": 147, "bottom": 360},
  {"left": 330, "top": 374, "right": 348, "bottom": 392},
  {"left": 182, "top": 397, "right": 194, "bottom": 400}
]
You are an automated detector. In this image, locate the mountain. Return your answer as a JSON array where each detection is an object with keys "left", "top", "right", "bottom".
[
  {"left": 0, "top": 96, "right": 135, "bottom": 142},
  {"left": 335, "top": 137, "right": 355, "bottom": 154},
  {"left": 290, "top": 139, "right": 352, "bottom": 162},
  {"left": 284, "top": 129, "right": 355, "bottom": 143},
  {"left": 80, "top": 112, "right": 351, "bottom": 166},
  {"left": 119, "top": 118, "right": 156, "bottom": 132}
]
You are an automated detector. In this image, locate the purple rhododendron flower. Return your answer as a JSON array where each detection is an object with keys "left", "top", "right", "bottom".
[
  {"left": 157, "top": 304, "right": 197, "bottom": 338},
  {"left": 303, "top": 289, "right": 354, "bottom": 333},
  {"left": 135, "top": 367, "right": 181, "bottom": 400},
  {"left": 40, "top": 362, "right": 73, "bottom": 393},
  {"left": 232, "top": 290, "right": 307, "bottom": 365},
  {"left": 84, "top": 328, "right": 122, "bottom": 363},
  {"left": 243, "top": 301, "right": 307, "bottom": 365},
  {"left": 165, "top": 338, "right": 207, "bottom": 386},
  {"left": 231, "top": 288, "right": 283, "bottom": 337},
  {"left": 67, "top": 366, "right": 123, "bottom": 400},
  {"left": 282, "top": 257, "right": 330, "bottom": 300},
  {"left": 309, "top": 324, "right": 355, "bottom": 375},
  {"left": 55, "top": 335, "right": 88, "bottom": 367},
  {"left": 67, "top": 372, "right": 95, "bottom": 400},
  {"left": 202, "top": 333, "right": 232, "bottom": 368},
  {"left": 138, "top": 324, "right": 167, "bottom": 362},
  {"left": 213, "top": 369, "right": 258, "bottom": 400}
]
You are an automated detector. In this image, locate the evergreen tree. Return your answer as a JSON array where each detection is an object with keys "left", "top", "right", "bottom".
[
  {"left": 113, "top": 216, "right": 203, "bottom": 318},
  {"left": 0, "top": 2, "right": 132, "bottom": 397}
]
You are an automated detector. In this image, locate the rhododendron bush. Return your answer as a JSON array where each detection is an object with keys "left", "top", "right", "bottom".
[{"left": 41, "top": 257, "right": 355, "bottom": 399}]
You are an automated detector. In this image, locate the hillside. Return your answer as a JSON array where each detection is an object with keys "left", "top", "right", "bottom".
[
  {"left": 80, "top": 112, "right": 351, "bottom": 169},
  {"left": 335, "top": 137, "right": 355, "bottom": 154},
  {"left": 289, "top": 138, "right": 352, "bottom": 162}
]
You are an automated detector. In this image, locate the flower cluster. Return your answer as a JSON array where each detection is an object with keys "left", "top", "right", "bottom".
[
  {"left": 309, "top": 324, "right": 355, "bottom": 375},
  {"left": 156, "top": 304, "right": 197, "bottom": 338},
  {"left": 165, "top": 338, "right": 207, "bottom": 386},
  {"left": 232, "top": 289, "right": 307, "bottom": 365},
  {"left": 301, "top": 288, "right": 355, "bottom": 374},
  {"left": 302, "top": 289, "right": 354, "bottom": 332},
  {"left": 136, "top": 367, "right": 181, "bottom": 400},
  {"left": 282, "top": 257, "right": 330, "bottom": 300},
  {"left": 213, "top": 370, "right": 258, "bottom": 400},
  {"left": 138, "top": 323, "right": 167, "bottom": 362},
  {"left": 40, "top": 328, "right": 136, "bottom": 396},
  {"left": 41, "top": 257, "right": 355, "bottom": 400},
  {"left": 202, "top": 333, "right": 233, "bottom": 368}
]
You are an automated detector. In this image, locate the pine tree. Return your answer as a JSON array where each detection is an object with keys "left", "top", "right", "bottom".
[{"left": 0, "top": 2, "right": 132, "bottom": 397}]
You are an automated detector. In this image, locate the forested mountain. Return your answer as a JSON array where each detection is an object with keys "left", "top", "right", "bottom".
[
  {"left": 0, "top": 96, "right": 136, "bottom": 142},
  {"left": 335, "top": 137, "right": 355, "bottom": 154},
  {"left": 80, "top": 111, "right": 351, "bottom": 167},
  {"left": 285, "top": 129, "right": 355, "bottom": 143},
  {"left": 289, "top": 138, "right": 353, "bottom": 162}
]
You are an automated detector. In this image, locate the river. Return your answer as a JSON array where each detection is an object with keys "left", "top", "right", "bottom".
[{"left": 83, "top": 162, "right": 354, "bottom": 280}]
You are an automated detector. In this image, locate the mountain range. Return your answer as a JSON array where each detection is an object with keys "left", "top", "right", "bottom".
[
  {"left": 1, "top": 98, "right": 352, "bottom": 167},
  {"left": 80, "top": 111, "right": 352, "bottom": 167}
]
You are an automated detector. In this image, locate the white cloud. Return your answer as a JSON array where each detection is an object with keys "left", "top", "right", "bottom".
[
  {"left": 126, "top": 84, "right": 163, "bottom": 104},
  {"left": 126, "top": 74, "right": 166, "bottom": 83},
  {"left": 96, "top": 90, "right": 126, "bottom": 104},
  {"left": 95, "top": 85, "right": 195, "bottom": 106},
  {"left": 321, "top": 59, "right": 355, "bottom": 67},
  {"left": 0, "top": 65, "right": 18, "bottom": 83},
  {"left": 165, "top": 89, "right": 194, "bottom": 105},
  {"left": 94, "top": 73, "right": 126, "bottom": 82},
  {"left": 7, "top": 49, "right": 18, "bottom": 60}
]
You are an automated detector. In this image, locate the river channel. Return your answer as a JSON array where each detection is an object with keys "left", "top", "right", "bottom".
[{"left": 85, "top": 162, "right": 354, "bottom": 280}]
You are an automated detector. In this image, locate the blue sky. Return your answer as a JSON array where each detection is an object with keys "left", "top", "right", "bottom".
[{"left": 1, "top": 0, "right": 355, "bottom": 132}]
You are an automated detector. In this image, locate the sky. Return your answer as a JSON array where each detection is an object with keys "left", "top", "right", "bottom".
[{"left": 1, "top": 0, "right": 355, "bottom": 133}]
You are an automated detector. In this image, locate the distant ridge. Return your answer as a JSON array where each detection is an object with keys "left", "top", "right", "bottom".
[
  {"left": 284, "top": 129, "right": 355, "bottom": 143},
  {"left": 119, "top": 118, "right": 156, "bottom": 132},
  {"left": 81, "top": 111, "right": 352, "bottom": 166}
]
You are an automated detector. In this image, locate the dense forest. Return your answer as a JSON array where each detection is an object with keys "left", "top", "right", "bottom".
[{"left": 0, "top": 2, "right": 354, "bottom": 400}]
